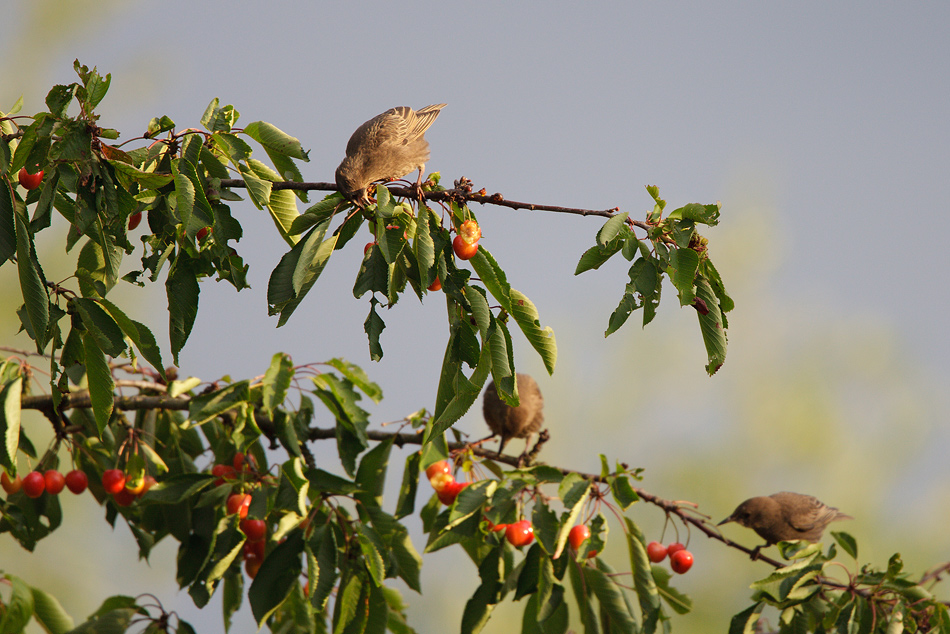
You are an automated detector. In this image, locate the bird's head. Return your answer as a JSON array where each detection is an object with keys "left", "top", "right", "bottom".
[
  {"left": 718, "top": 497, "right": 769, "bottom": 529},
  {"left": 335, "top": 159, "right": 369, "bottom": 206}
]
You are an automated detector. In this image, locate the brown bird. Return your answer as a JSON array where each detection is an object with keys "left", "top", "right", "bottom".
[
  {"left": 718, "top": 492, "right": 852, "bottom": 557},
  {"left": 335, "top": 103, "right": 446, "bottom": 206},
  {"left": 482, "top": 373, "right": 544, "bottom": 459}
]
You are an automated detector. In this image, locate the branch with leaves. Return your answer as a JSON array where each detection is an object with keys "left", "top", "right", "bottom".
[{"left": 2, "top": 60, "right": 946, "bottom": 634}]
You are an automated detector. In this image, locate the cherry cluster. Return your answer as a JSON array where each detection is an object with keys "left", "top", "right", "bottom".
[
  {"left": 425, "top": 460, "right": 470, "bottom": 505},
  {"left": 101, "top": 468, "right": 158, "bottom": 507},
  {"left": 212, "top": 452, "right": 271, "bottom": 579},
  {"left": 647, "top": 540, "right": 694, "bottom": 574},
  {"left": 2, "top": 469, "right": 88, "bottom": 498}
]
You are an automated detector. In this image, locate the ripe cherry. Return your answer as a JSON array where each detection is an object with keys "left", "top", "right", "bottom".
[
  {"left": 424, "top": 460, "right": 451, "bottom": 481},
  {"left": 18, "top": 167, "right": 44, "bottom": 190},
  {"left": 427, "top": 277, "right": 442, "bottom": 291},
  {"left": 240, "top": 518, "right": 267, "bottom": 542},
  {"left": 102, "top": 469, "right": 127, "bottom": 494},
  {"left": 1, "top": 472, "right": 22, "bottom": 494},
  {"left": 667, "top": 542, "right": 686, "bottom": 557},
  {"left": 196, "top": 226, "right": 212, "bottom": 241},
  {"left": 65, "top": 470, "right": 88, "bottom": 494},
  {"left": 670, "top": 549, "right": 694, "bottom": 574},
  {"left": 139, "top": 475, "right": 158, "bottom": 497},
  {"left": 245, "top": 555, "right": 262, "bottom": 579},
  {"left": 437, "top": 480, "right": 468, "bottom": 505},
  {"left": 113, "top": 488, "right": 136, "bottom": 507},
  {"left": 429, "top": 472, "right": 454, "bottom": 493},
  {"left": 44, "top": 470, "right": 66, "bottom": 495},
  {"left": 452, "top": 234, "right": 479, "bottom": 260},
  {"left": 646, "top": 541, "right": 668, "bottom": 563},
  {"left": 244, "top": 538, "right": 265, "bottom": 560},
  {"left": 506, "top": 520, "right": 535, "bottom": 548},
  {"left": 128, "top": 212, "right": 142, "bottom": 230},
  {"left": 568, "top": 524, "right": 591, "bottom": 550},
  {"left": 22, "top": 471, "right": 46, "bottom": 498},
  {"left": 227, "top": 493, "right": 252, "bottom": 518}
]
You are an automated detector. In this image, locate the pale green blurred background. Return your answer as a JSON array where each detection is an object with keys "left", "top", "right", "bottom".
[{"left": 2, "top": 2, "right": 948, "bottom": 632}]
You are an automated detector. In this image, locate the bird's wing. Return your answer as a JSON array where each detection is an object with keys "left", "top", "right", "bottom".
[
  {"left": 403, "top": 104, "right": 446, "bottom": 142},
  {"left": 780, "top": 493, "right": 835, "bottom": 531}
]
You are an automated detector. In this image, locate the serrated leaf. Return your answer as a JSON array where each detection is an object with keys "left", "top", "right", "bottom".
[
  {"left": 81, "top": 331, "right": 114, "bottom": 436},
  {"left": 831, "top": 531, "right": 858, "bottom": 559},
  {"left": 249, "top": 531, "right": 304, "bottom": 626},
  {"left": 1, "top": 376, "right": 23, "bottom": 470},
  {"left": 357, "top": 529, "right": 386, "bottom": 587},
  {"left": 509, "top": 288, "right": 556, "bottom": 375},
  {"left": 243, "top": 121, "right": 308, "bottom": 160},
  {"left": 596, "top": 212, "right": 629, "bottom": 246},
  {"left": 1, "top": 574, "right": 34, "bottom": 634},
  {"left": 668, "top": 247, "right": 700, "bottom": 301},
  {"left": 624, "top": 517, "right": 661, "bottom": 630},
  {"left": 141, "top": 473, "right": 213, "bottom": 504},
  {"left": 15, "top": 206, "right": 49, "bottom": 350},
  {"left": 695, "top": 276, "right": 727, "bottom": 375},
  {"left": 729, "top": 603, "right": 764, "bottom": 634},
  {"left": 262, "top": 352, "right": 294, "bottom": 418},
  {"left": 98, "top": 298, "right": 165, "bottom": 380},
  {"left": 71, "top": 298, "right": 127, "bottom": 357},
  {"left": 325, "top": 358, "right": 382, "bottom": 403},
  {"left": 585, "top": 564, "right": 638, "bottom": 632},
  {"left": 609, "top": 474, "right": 639, "bottom": 510}
]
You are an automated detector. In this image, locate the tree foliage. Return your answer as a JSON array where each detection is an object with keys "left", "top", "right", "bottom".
[{"left": 0, "top": 61, "right": 947, "bottom": 634}]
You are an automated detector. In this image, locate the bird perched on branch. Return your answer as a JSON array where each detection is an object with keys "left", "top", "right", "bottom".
[
  {"left": 335, "top": 103, "right": 446, "bottom": 206},
  {"left": 718, "top": 492, "right": 852, "bottom": 557},
  {"left": 482, "top": 373, "right": 544, "bottom": 459}
]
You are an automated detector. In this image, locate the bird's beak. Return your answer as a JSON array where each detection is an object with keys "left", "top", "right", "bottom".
[{"left": 717, "top": 515, "right": 735, "bottom": 526}]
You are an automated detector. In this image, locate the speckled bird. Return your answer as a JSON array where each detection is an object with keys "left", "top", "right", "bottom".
[{"left": 335, "top": 103, "right": 446, "bottom": 206}]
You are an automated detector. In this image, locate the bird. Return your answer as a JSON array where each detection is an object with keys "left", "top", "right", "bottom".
[
  {"left": 482, "top": 373, "right": 544, "bottom": 459},
  {"left": 718, "top": 492, "right": 852, "bottom": 557},
  {"left": 335, "top": 103, "right": 446, "bottom": 206}
]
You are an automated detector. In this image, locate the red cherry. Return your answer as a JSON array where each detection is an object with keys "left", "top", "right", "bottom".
[
  {"left": 670, "top": 549, "right": 694, "bottom": 574},
  {"left": 22, "top": 471, "right": 45, "bottom": 498},
  {"left": 437, "top": 480, "right": 468, "bottom": 505},
  {"left": 102, "top": 469, "right": 127, "bottom": 494},
  {"left": 65, "top": 470, "right": 89, "bottom": 494},
  {"left": 505, "top": 520, "right": 535, "bottom": 548},
  {"left": 244, "top": 538, "right": 265, "bottom": 560},
  {"left": 568, "top": 524, "right": 591, "bottom": 550},
  {"left": 427, "top": 277, "right": 442, "bottom": 291},
  {"left": 240, "top": 518, "right": 267, "bottom": 542},
  {"left": 646, "top": 541, "right": 668, "bottom": 563},
  {"left": 196, "top": 226, "right": 212, "bottom": 241},
  {"left": 227, "top": 493, "right": 252, "bottom": 518},
  {"left": 452, "top": 235, "right": 479, "bottom": 260},
  {"left": 113, "top": 488, "right": 136, "bottom": 507},
  {"left": 128, "top": 212, "right": 142, "bottom": 230},
  {"left": 667, "top": 542, "right": 686, "bottom": 557},
  {"left": 245, "top": 555, "right": 262, "bottom": 578},
  {"left": 1, "top": 472, "right": 22, "bottom": 494},
  {"left": 44, "top": 470, "right": 65, "bottom": 495},
  {"left": 424, "top": 460, "right": 451, "bottom": 481},
  {"left": 18, "top": 167, "right": 44, "bottom": 190}
]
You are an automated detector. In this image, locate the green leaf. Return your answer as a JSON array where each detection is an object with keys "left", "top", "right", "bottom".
[
  {"left": 98, "top": 298, "right": 165, "bottom": 380},
  {"left": 243, "top": 121, "right": 308, "bottom": 160},
  {"left": 609, "top": 474, "right": 639, "bottom": 510},
  {"left": 0, "top": 179, "right": 17, "bottom": 266},
  {"left": 728, "top": 603, "right": 764, "bottom": 634},
  {"left": 15, "top": 206, "right": 50, "bottom": 350},
  {"left": 468, "top": 248, "right": 512, "bottom": 311},
  {"left": 695, "top": 276, "right": 727, "bottom": 375},
  {"left": 166, "top": 256, "right": 200, "bottom": 365},
  {"left": 30, "top": 585, "right": 74, "bottom": 634},
  {"left": 567, "top": 556, "right": 601, "bottom": 634},
  {"left": 107, "top": 160, "right": 174, "bottom": 190},
  {"left": 394, "top": 451, "right": 420, "bottom": 520},
  {"left": 584, "top": 564, "right": 638, "bottom": 632},
  {"left": 668, "top": 247, "right": 700, "bottom": 303},
  {"left": 249, "top": 531, "right": 305, "bottom": 626},
  {"left": 357, "top": 529, "right": 386, "bottom": 587},
  {"left": 187, "top": 381, "right": 250, "bottom": 425},
  {"left": 651, "top": 566, "right": 692, "bottom": 615},
  {"left": 509, "top": 288, "right": 557, "bottom": 374},
  {"left": 141, "top": 474, "right": 213, "bottom": 504},
  {"left": 325, "top": 358, "right": 382, "bottom": 403},
  {"left": 71, "top": 298, "right": 127, "bottom": 357},
  {"left": 596, "top": 212, "right": 629, "bottom": 246},
  {"left": 0, "top": 574, "right": 34, "bottom": 634},
  {"left": 624, "top": 517, "right": 661, "bottom": 631},
  {"left": 0, "top": 376, "right": 22, "bottom": 471},
  {"left": 82, "top": 331, "right": 114, "bottom": 436},
  {"left": 309, "top": 524, "right": 339, "bottom": 611},
  {"left": 262, "top": 352, "right": 294, "bottom": 417},
  {"left": 831, "top": 531, "right": 858, "bottom": 559}
]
